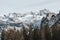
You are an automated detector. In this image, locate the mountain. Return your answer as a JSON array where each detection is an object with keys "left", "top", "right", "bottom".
[{"left": 0, "top": 9, "right": 58, "bottom": 31}]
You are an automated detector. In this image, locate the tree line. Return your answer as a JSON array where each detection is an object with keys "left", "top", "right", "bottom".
[{"left": 1, "top": 23, "right": 60, "bottom": 40}]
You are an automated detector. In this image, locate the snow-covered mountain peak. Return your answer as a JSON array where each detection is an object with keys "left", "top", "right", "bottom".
[{"left": 0, "top": 9, "right": 59, "bottom": 30}]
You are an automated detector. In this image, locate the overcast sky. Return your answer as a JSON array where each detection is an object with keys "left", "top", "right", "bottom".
[{"left": 0, "top": 0, "right": 60, "bottom": 15}]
